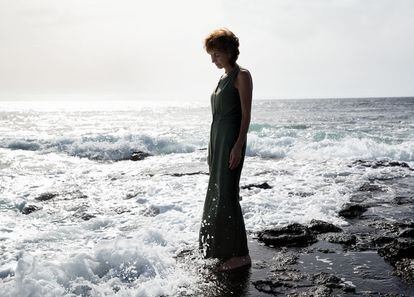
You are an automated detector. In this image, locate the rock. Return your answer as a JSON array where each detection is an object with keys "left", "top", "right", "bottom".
[
  {"left": 394, "top": 258, "right": 414, "bottom": 282},
  {"left": 352, "top": 159, "right": 413, "bottom": 170},
  {"left": 241, "top": 182, "right": 272, "bottom": 190},
  {"left": 35, "top": 192, "right": 58, "bottom": 201},
  {"left": 257, "top": 223, "right": 317, "bottom": 247},
  {"left": 80, "top": 213, "right": 96, "bottom": 221},
  {"left": 288, "top": 191, "right": 314, "bottom": 197},
  {"left": 398, "top": 228, "right": 414, "bottom": 238},
  {"left": 170, "top": 171, "right": 208, "bottom": 177},
  {"left": 140, "top": 205, "right": 160, "bottom": 217},
  {"left": 378, "top": 238, "right": 414, "bottom": 266},
  {"left": 371, "top": 236, "right": 396, "bottom": 247},
  {"left": 393, "top": 196, "right": 414, "bottom": 205},
  {"left": 252, "top": 279, "right": 292, "bottom": 294},
  {"left": 130, "top": 151, "right": 151, "bottom": 161},
  {"left": 338, "top": 203, "right": 368, "bottom": 218},
  {"left": 325, "top": 233, "right": 357, "bottom": 246},
  {"left": 312, "top": 272, "right": 342, "bottom": 288},
  {"left": 306, "top": 285, "right": 332, "bottom": 296},
  {"left": 21, "top": 204, "right": 41, "bottom": 214},
  {"left": 307, "top": 219, "right": 343, "bottom": 234},
  {"left": 358, "top": 182, "right": 384, "bottom": 192}
]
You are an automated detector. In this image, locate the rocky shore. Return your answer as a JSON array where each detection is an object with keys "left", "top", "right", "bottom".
[{"left": 177, "top": 160, "right": 414, "bottom": 296}]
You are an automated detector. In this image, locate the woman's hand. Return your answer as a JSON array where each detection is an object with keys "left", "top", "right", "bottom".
[{"left": 229, "top": 144, "right": 242, "bottom": 170}]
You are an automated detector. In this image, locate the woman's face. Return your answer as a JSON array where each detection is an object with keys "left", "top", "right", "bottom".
[{"left": 208, "top": 50, "right": 230, "bottom": 69}]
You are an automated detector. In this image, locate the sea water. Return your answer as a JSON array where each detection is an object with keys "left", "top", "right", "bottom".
[{"left": 0, "top": 97, "right": 413, "bottom": 296}]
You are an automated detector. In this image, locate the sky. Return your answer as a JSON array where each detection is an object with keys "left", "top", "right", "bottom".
[{"left": 0, "top": 0, "right": 413, "bottom": 100}]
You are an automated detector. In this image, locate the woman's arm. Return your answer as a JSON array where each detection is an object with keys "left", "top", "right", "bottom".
[
  {"left": 235, "top": 70, "right": 253, "bottom": 148},
  {"left": 228, "top": 69, "right": 253, "bottom": 170}
]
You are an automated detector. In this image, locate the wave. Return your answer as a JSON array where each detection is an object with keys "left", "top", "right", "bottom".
[
  {"left": 246, "top": 134, "right": 414, "bottom": 162},
  {"left": 1, "top": 131, "right": 413, "bottom": 163},
  {"left": 0, "top": 133, "right": 198, "bottom": 161}
]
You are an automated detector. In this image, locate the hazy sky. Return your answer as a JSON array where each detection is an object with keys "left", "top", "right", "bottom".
[{"left": 1, "top": 0, "right": 413, "bottom": 100}]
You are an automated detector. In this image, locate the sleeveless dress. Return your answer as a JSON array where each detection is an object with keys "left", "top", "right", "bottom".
[{"left": 198, "top": 64, "right": 249, "bottom": 260}]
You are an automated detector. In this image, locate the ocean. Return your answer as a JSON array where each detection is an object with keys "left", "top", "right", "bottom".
[{"left": 0, "top": 97, "right": 413, "bottom": 296}]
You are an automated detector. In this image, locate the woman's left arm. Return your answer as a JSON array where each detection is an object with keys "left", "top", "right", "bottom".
[
  {"left": 234, "top": 70, "right": 253, "bottom": 148},
  {"left": 229, "top": 70, "right": 253, "bottom": 170}
]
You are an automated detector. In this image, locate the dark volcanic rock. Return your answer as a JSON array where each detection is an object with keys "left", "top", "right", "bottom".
[
  {"left": 371, "top": 235, "right": 396, "bottom": 247},
  {"left": 398, "top": 228, "right": 414, "bottom": 238},
  {"left": 130, "top": 151, "right": 151, "bottom": 161},
  {"left": 35, "top": 192, "right": 58, "bottom": 201},
  {"left": 21, "top": 204, "right": 41, "bottom": 214},
  {"left": 81, "top": 213, "right": 96, "bottom": 221},
  {"left": 312, "top": 272, "right": 342, "bottom": 288},
  {"left": 358, "top": 182, "right": 384, "bottom": 192},
  {"left": 307, "top": 219, "right": 343, "bottom": 234},
  {"left": 252, "top": 279, "right": 293, "bottom": 294},
  {"left": 338, "top": 203, "right": 368, "bottom": 218},
  {"left": 352, "top": 159, "right": 413, "bottom": 170},
  {"left": 378, "top": 238, "right": 414, "bottom": 266},
  {"left": 257, "top": 223, "right": 317, "bottom": 247},
  {"left": 394, "top": 258, "right": 414, "bottom": 282},
  {"left": 377, "top": 238, "right": 414, "bottom": 282},
  {"left": 393, "top": 195, "right": 414, "bottom": 205},
  {"left": 169, "top": 171, "right": 208, "bottom": 177},
  {"left": 241, "top": 182, "right": 272, "bottom": 190}
]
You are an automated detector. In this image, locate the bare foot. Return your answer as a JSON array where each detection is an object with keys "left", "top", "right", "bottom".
[{"left": 216, "top": 255, "right": 251, "bottom": 272}]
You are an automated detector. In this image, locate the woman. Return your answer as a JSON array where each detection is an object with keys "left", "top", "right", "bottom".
[{"left": 198, "top": 28, "right": 253, "bottom": 272}]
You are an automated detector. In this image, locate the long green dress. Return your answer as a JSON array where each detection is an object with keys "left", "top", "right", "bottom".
[{"left": 198, "top": 64, "right": 249, "bottom": 260}]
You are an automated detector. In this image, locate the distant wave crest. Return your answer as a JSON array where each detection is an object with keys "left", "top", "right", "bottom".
[{"left": 0, "top": 134, "right": 197, "bottom": 161}]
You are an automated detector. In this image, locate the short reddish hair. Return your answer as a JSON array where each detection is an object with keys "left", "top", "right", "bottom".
[{"left": 204, "top": 27, "right": 240, "bottom": 66}]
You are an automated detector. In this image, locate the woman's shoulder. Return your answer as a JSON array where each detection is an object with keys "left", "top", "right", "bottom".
[
  {"left": 235, "top": 65, "right": 253, "bottom": 88},
  {"left": 237, "top": 65, "right": 251, "bottom": 75}
]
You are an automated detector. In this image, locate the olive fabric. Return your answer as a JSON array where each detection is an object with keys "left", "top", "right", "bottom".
[{"left": 199, "top": 64, "right": 249, "bottom": 260}]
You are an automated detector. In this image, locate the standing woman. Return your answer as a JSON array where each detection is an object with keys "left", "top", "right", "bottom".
[{"left": 199, "top": 28, "right": 253, "bottom": 271}]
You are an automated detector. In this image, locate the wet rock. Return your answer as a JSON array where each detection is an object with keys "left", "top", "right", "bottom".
[
  {"left": 130, "top": 151, "right": 151, "bottom": 161},
  {"left": 307, "top": 219, "right": 343, "bottom": 234},
  {"left": 35, "top": 192, "right": 58, "bottom": 201},
  {"left": 396, "top": 220, "right": 414, "bottom": 229},
  {"left": 21, "top": 204, "right": 41, "bottom": 214},
  {"left": 312, "top": 272, "right": 356, "bottom": 292},
  {"left": 378, "top": 238, "right": 414, "bottom": 266},
  {"left": 169, "top": 171, "right": 208, "bottom": 177},
  {"left": 304, "top": 285, "right": 332, "bottom": 296},
  {"left": 241, "top": 182, "right": 272, "bottom": 190},
  {"left": 371, "top": 235, "right": 396, "bottom": 247},
  {"left": 270, "top": 251, "right": 300, "bottom": 269},
  {"left": 394, "top": 258, "right": 414, "bottom": 283},
  {"left": 312, "top": 272, "right": 342, "bottom": 288},
  {"left": 113, "top": 206, "right": 130, "bottom": 214},
  {"left": 352, "top": 159, "right": 413, "bottom": 170},
  {"left": 393, "top": 196, "right": 414, "bottom": 205},
  {"left": 378, "top": 238, "right": 414, "bottom": 283},
  {"left": 288, "top": 191, "right": 314, "bottom": 197},
  {"left": 338, "top": 203, "right": 368, "bottom": 218},
  {"left": 139, "top": 205, "right": 160, "bottom": 217},
  {"left": 80, "top": 213, "right": 96, "bottom": 221},
  {"left": 252, "top": 279, "right": 293, "bottom": 294},
  {"left": 257, "top": 223, "right": 317, "bottom": 247},
  {"left": 398, "top": 228, "right": 414, "bottom": 238},
  {"left": 358, "top": 182, "right": 384, "bottom": 192}
]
